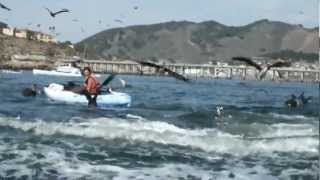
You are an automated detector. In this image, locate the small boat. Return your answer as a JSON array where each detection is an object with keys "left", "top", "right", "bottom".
[
  {"left": 33, "top": 63, "right": 101, "bottom": 77},
  {"left": 44, "top": 83, "right": 131, "bottom": 107},
  {"left": 0, "top": 69, "right": 23, "bottom": 74},
  {"left": 33, "top": 63, "right": 82, "bottom": 77}
]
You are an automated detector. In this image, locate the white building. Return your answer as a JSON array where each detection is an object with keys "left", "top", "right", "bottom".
[{"left": 2, "top": 28, "right": 14, "bottom": 36}]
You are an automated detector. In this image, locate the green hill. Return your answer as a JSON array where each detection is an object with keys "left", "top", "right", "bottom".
[{"left": 77, "top": 19, "right": 319, "bottom": 63}]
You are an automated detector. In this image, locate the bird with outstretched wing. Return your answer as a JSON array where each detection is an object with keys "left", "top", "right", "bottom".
[
  {"left": 114, "top": 19, "right": 124, "bottom": 23},
  {"left": 45, "top": 8, "right": 70, "bottom": 18},
  {"left": 267, "top": 61, "right": 291, "bottom": 70},
  {"left": 232, "top": 56, "right": 291, "bottom": 80},
  {"left": 232, "top": 57, "right": 262, "bottom": 71},
  {"left": 0, "top": 3, "right": 11, "bottom": 11},
  {"left": 135, "top": 61, "right": 189, "bottom": 82}
]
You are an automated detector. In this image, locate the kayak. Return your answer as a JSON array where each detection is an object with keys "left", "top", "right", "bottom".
[{"left": 44, "top": 83, "right": 131, "bottom": 107}]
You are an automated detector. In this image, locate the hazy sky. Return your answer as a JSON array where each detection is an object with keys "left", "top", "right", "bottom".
[{"left": 0, "top": 0, "right": 318, "bottom": 43}]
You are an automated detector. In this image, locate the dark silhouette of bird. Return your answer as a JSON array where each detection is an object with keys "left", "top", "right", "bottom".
[
  {"left": 285, "top": 92, "right": 312, "bottom": 108},
  {"left": 232, "top": 56, "right": 291, "bottom": 80},
  {"left": 135, "top": 60, "right": 189, "bottom": 82},
  {"left": 298, "top": 92, "right": 312, "bottom": 105},
  {"left": 285, "top": 94, "right": 297, "bottom": 108},
  {"left": 0, "top": 3, "right": 11, "bottom": 11},
  {"left": 114, "top": 19, "right": 124, "bottom": 23},
  {"left": 45, "top": 7, "right": 70, "bottom": 18},
  {"left": 133, "top": 6, "right": 139, "bottom": 10},
  {"left": 22, "top": 84, "right": 38, "bottom": 97},
  {"left": 49, "top": 26, "right": 55, "bottom": 31}
]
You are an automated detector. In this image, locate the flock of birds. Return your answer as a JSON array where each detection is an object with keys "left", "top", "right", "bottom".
[
  {"left": 137, "top": 56, "right": 292, "bottom": 82},
  {"left": 0, "top": 2, "right": 139, "bottom": 36},
  {"left": 0, "top": 2, "right": 70, "bottom": 17}
]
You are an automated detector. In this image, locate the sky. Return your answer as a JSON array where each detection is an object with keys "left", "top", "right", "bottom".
[{"left": 0, "top": 0, "right": 318, "bottom": 43}]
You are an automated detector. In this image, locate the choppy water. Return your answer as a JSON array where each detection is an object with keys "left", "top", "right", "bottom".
[{"left": 0, "top": 71, "right": 319, "bottom": 180}]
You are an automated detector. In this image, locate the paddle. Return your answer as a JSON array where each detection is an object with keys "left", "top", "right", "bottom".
[
  {"left": 100, "top": 74, "right": 116, "bottom": 87},
  {"left": 96, "top": 74, "right": 116, "bottom": 94}
]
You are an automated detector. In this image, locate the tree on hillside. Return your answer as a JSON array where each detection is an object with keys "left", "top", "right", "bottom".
[{"left": 46, "top": 46, "right": 56, "bottom": 57}]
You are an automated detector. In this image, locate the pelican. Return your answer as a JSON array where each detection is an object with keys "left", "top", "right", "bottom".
[
  {"left": 0, "top": 3, "right": 11, "bottom": 11},
  {"left": 45, "top": 7, "right": 70, "bottom": 18},
  {"left": 232, "top": 57, "right": 291, "bottom": 80},
  {"left": 135, "top": 60, "right": 189, "bottom": 82}
]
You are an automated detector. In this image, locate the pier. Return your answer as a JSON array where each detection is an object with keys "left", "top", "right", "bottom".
[{"left": 61, "top": 59, "right": 320, "bottom": 83}]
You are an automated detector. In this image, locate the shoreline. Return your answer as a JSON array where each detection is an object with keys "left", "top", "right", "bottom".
[
  {"left": 0, "top": 61, "right": 53, "bottom": 70},
  {"left": 0, "top": 60, "right": 319, "bottom": 83}
]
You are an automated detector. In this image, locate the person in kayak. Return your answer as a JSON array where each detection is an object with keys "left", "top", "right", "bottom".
[{"left": 82, "top": 67, "right": 100, "bottom": 107}]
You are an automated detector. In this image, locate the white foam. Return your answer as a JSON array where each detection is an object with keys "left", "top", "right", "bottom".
[
  {"left": 279, "top": 167, "right": 318, "bottom": 179},
  {"left": 125, "top": 113, "right": 144, "bottom": 120},
  {"left": 0, "top": 117, "right": 317, "bottom": 156},
  {"left": 260, "top": 123, "right": 317, "bottom": 138},
  {"left": 215, "top": 164, "right": 277, "bottom": 180},
  {"left": 268, "top": 113, "right": 317, "bottom": 121},
  {"left": 0, "top": 142, "right": 214, "bottom": 179}
]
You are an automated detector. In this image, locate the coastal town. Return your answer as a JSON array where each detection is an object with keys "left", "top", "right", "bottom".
[{"left": 1, "top": 26, "right": 57, "bottom": 44}]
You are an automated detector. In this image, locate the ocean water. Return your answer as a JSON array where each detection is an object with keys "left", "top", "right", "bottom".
[{"left": 0, "top": 71, "right": 318, "bottom": 180}]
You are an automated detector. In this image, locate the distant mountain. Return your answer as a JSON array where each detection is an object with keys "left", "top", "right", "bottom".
[{"left": 77, "top": 19, "right": 319, "bottom": 63}]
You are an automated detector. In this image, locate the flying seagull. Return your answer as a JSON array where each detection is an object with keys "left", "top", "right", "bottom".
[
  {"left": 135, "top": 60, "right": 189, "bottom": 82},
  {"left": 45, "top": 7, "right": 70, "bottom": 18},
  {"left": 49, "top": 26, "right": 55, "bottom": 31},
  {"left": 232, "top": 56, "right": 291, "bottom": 80},
  {"left": 114, "top": 19, "right": 124, "bottom": 24},
  {"left": 0, "top": 3, "right": 11, "bottom": 11}
]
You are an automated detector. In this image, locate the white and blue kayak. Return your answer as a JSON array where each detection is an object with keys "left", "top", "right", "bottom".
[{"left": 44, "top": 83, "right": 131, "bottom": 107}]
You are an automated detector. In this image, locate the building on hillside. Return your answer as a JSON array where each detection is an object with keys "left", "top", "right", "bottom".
[
  {"left": 15, "top": 29, "right": 28, "bottom": 38},
  {"left": 2, "top": 28, "right": 14, "bottom": 36},
  {"left": 1, "top": 27, "right": 57, "bottom": 44},
  {"left": 36, "top": 32, "right": 57, "bottom": 43}
]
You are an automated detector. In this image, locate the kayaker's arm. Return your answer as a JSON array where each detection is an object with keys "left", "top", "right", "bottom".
[{"left": 86, "top": 78, "right": 94, "bottom": 92}]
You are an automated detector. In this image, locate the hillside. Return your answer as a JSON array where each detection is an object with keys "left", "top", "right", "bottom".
[
  {"left": 0, "top": 31, "right": 76, "bottom": 69},
  {"left": 77, "top": 19, "right": 319, "bottom": 64}
]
